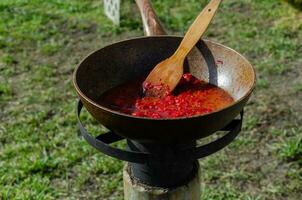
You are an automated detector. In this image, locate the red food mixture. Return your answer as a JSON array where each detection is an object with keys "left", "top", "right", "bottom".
[{"left": 98, "top": 74, "right": 234, "bottom": 119}]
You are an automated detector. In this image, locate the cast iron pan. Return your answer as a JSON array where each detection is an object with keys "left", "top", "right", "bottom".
[{"left": 73, "top": 0, "right": 256, "bottom": 144}]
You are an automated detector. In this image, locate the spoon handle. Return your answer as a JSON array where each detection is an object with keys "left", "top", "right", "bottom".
[{"left": 174, "top": 0, "right": 222, "bottom": 59}]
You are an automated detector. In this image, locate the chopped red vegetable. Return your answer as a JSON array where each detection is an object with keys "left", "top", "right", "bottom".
[{"left": 98, "top": 74, "right": 234, "bottom": 119}]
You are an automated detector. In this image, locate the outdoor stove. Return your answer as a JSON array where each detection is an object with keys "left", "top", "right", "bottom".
[
  {"left": 77, "top": 101, "right": 244, "bottom": 199},
  {"left": 73, "top": 1, "right": 255, "bottom": 199}
]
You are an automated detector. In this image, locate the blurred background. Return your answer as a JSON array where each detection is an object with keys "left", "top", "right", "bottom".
[{"left": 0, "top": 0, "right": 301, "bottom": 199}]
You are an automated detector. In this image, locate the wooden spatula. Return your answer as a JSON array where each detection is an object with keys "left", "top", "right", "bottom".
[{"left": 143, "top": 0, "right": 222, "bottom": 97}]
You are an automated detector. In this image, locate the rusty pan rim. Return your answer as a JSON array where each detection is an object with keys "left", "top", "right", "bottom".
[{"left": 73, "top": 35, "right": 256, "bottom": 121}]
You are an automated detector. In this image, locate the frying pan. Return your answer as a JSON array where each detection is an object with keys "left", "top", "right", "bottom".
[{"left": 73, "top": 0, "right": 256, "bottom": 144}]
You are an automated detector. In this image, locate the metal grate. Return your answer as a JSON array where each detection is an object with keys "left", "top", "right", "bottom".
[{"left": 104, "top": 0, "right": 120, "bottom": 25}]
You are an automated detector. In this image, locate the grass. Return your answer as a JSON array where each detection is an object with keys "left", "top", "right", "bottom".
[
  {"left": 279, "top": 129, "right": 302, "bottom": 165},
  {"left": 0, "top": 0, "right": 302, "bottom": 199}
]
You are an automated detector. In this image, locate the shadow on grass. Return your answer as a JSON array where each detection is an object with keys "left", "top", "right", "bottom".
[{"left": 284, "top": 0, "right": 302, "bottom": 9}]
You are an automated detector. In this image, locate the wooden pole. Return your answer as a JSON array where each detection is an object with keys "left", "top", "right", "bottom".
[
  {"left": 123, "top": 163, "right": 201, "bottom": 200},
  {"left": 135, "top": 0, "right": 166, "bottom": 36}
]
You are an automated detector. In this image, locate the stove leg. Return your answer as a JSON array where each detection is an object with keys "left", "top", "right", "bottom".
[{"left": 123, "top": 163, "right": 200, "bottom": 200}]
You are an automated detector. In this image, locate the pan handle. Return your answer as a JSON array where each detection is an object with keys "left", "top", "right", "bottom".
[
  {"left": 193, "top": 110, "right": 244, "bottom": 159},
  {"left": 77, "top": 100, "right": 150, "bottom": 163},
  {"left": 135, "top": 0, "right": 166, "bottom": 36}
]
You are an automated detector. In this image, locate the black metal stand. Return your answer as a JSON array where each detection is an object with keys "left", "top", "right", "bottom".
[{"left": 77, "top": 100, "right": 243, "bottom": 187}]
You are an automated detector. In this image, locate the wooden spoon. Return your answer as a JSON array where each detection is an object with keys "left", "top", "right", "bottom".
[{"left": 143, "top": 0, "right": 222, "bottom": 97}]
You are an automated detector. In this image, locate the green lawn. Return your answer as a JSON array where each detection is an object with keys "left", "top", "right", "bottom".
[{"left": 0, "top": 0, "right": 301, "bottom": 199}]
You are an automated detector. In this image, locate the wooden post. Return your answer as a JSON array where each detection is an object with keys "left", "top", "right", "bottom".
[
  {"left": 135, "top": 0, "right": 166, "bottom": 36},
  {"left": 123, "top": 163, "right": 201, "bottom": 200}
]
